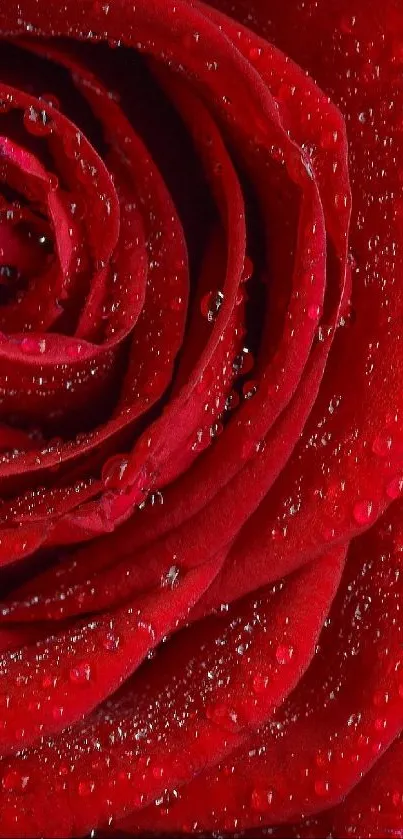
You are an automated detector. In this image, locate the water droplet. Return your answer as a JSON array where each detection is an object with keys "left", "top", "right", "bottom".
[
  {"left": 241, "top": 257, "right": 254, "bottom": 282},
  {"left": 2, "top": 769, "right": 29, "bottom": 793},
  {"left": 252, "top": 674, "right": 270, "bottom": 694},
  {"left": 352, "top": 499, "right": 375, "bottom": 525},
  {"left": 242, "top": 380, "right": 258, "bottom": 400},
  {"left": 40, "top": 93, "right": 60, "bottom": 110},
  {"left": 315, "top": 750, "right": 332, "bottom": 768},
  {"left": 38, "top": 232, "right": 53, "bottom": 249},
  {"left": 66, "top": 342, "right": 84, "bottom": 360},
  {"left": 275, "top": 644, "right": 294, "bottom": 665},
  {"left": 248, "top": 46, "right": 262, "bottom": 62},
  {"left": 191, "top": 428, "right": 209, "bottom": 452},
  {"left": 373, "top": 690, "right": 389, "bottom": 707},
  {"left": 206, "top": 703, "right": 239, "bottom": 731},
  {"left": 152, "top": 765, "right": 164, "bottom": 779},
  {"left": 183, "top": 31, "right": 200, "bottom": 50},
  {"left": 314, "top": 779, "right": 330, "bottom": 797},
  {"left": 63, "top": 131, "right": 82, "bottom": 161},
  {"left": 161, "top": 565, "right": 181, "bottom": 589},
  {"left": 150, "top": 491, "right": 164, "bottom": 506},
  {"left": 170, "top": 295, "right": 185, "bottom": 312},
  {"left": 322, "top": 127, "right": 340, "bottom": 148},
  {"left": 69, "top": 662, "right": 93, "bottom": 685},
  {"left": 250, "top": 787, "right": 274, "bottom": 812},
  {"left": 78, "top": 780, "right": 95, "bottom": 797},
  {"left": 334, "top": 192, "right": 349, "bottom": 210},
  {"left": 0, "top": 97, "right": 12, "bottom": 114},
  {"left": 386, "top": 476, "right": 403, "bottom": 499},
  {"left": 92, "top": 0, "right": 110, "bottom": 12},
  {"left": 102, "top": 631, "right": 121, "bottom": 652},
  {"left": 200, "top": 290, "right": 224, "bottom": 323},
  {"left": 210, "top": 420, "right": 223, "bottom": 438},
  {"left": 20, "top": 337, "right": 46, "bottom": 355},
  {"left": 233, "top": 347, "right": 254, "bottom": 375},
  {"left": 340, "top": 13, "right": 356, "bottom": 33},
  {"left": 0, "top": 265, "right": 18, "bottom": 281},
  {"left": 372, "top": 432, "right": 393, "bottom": 457},
  {"left": 225, "top": 391, "right": 240, "bottom": 412},
  {"left": 23, "top": 105, "right": 53, "bottom": 136},
  {"left": 52, "top": 705, "right": 64, "bottom": 721},
  {"left": 102, "top": 456, "right": 129, "bottom": 489},
  {"left": 307, "top": 303, "right": 322, "bottom": 321}
]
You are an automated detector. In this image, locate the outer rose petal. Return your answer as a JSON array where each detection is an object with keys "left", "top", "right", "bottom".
[
  {"left": 0, "top": 547, "right": 345, "bottom": 837},
  {"left": 0, "top": 551, "right": 226, "bottom": 756},
  {"left": 198, "top": 0, "right": 403, "bottom": 589},
  {"left": 123, "top": 502, "right": 403, "bottom": 834},
  {"left": 331, "top": 737, "right": 403, "bottom": 838},
  {"left": 263, "top": 738, "right": 403, "bottom": 838}
]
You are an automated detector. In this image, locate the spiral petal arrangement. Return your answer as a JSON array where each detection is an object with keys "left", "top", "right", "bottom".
[{"left": 0, "top": 0, "right": 399, "bottom": 836}]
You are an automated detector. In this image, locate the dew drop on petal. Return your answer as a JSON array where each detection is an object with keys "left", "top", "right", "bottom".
[
  {"left": 352, "top": 499, "right": 375, "bottom": 525},
  {"left": 102, "top": 456, "right": 129, "bottom": 489},
  {"left": 372, "top": 432, "right": 393, "bottom": 456},
  {"left": 210, "top": 420, "right": 224, "bottom": 438},
  {"left": 161, "top": 565, "right": 181, "bottom": 589},
  {"left": 66, "top": 342, "right": 84, "bottom": 360},
  {"left": 102, "top": 631, "right": 121, "bottom": 652},
  {"left": 192, "top": 428, "right": 209, "bottom": 452},
  {"left": 0, "top": 97, "right": 12, "bottom": 114},
  {"left": 315, "top": 750, "right": 332, "bottom": 768},
  {"left": 20, "top": 337, "right": 46, "bottom": 355},
  {"left": 248, "top": 46, "right": 262, "bottom": 62},
  {"left": 386, "top": 476, "right": 403, "bottom": 499},
  {"left": 150, "top": 490, "right": 164, "bottom": 506},
  {"left": 241, "top": 256, "right": 254, "bottom": 281},
  {"left": 40, "top": 92, "right": 60, "bottom": 110},
  {"left": 250, "top": 787, "right": 274, "bottom": 812},
  {"left": 200, "top": 290, "right": 224, "bottom": 322},
  {"left": 78, "top": 780, "right": 95, "bottom": 797},
  {"left": 314, "top": 779, "right": 330, "bottom": 797},
  {"left": 242, "top": 380, "right": 258, "bottom": 400},
  {"left": 252, "top": 674, "right": 270, "bottom": 694},
  {"left": 23, "top": 105, "right": 53, "bottom": 136},
  {"left": 206, "top": 703, "right": 239, "bottom": 731},
  {"left": 92, "top": 0, "right": 110, "bottom": 12},
  {"left": 2, "top": 769, "right": 29, "bottom": 794},
  {"left": 170, "top": 295, "right": 185, "bottom": 312},
  {"left": 372, "top": 690, "right": 389, "bottom": 707},
  {"left": 275, "top": 644, "right": 294, "bottom": 665},
  {"left": 233, "top": 347, "right": 254, "bottom": 375},
  {"left": 225, "top": 391, "right": 240, "bottom": 412},
  {"left": 307, "top": 303, "right": 322, "bottom": 321},
  {"left": 69, "top": 662, "right": 93, "bottom": 685}
]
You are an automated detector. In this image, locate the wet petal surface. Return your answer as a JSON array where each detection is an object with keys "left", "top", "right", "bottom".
[{"left": 0, "top": 0, "right": 398, "bottom": 836}]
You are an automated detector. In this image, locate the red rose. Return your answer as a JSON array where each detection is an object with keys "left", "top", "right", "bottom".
[{"left": 0, "top": 0, "right": 400, "bottom": 836}]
